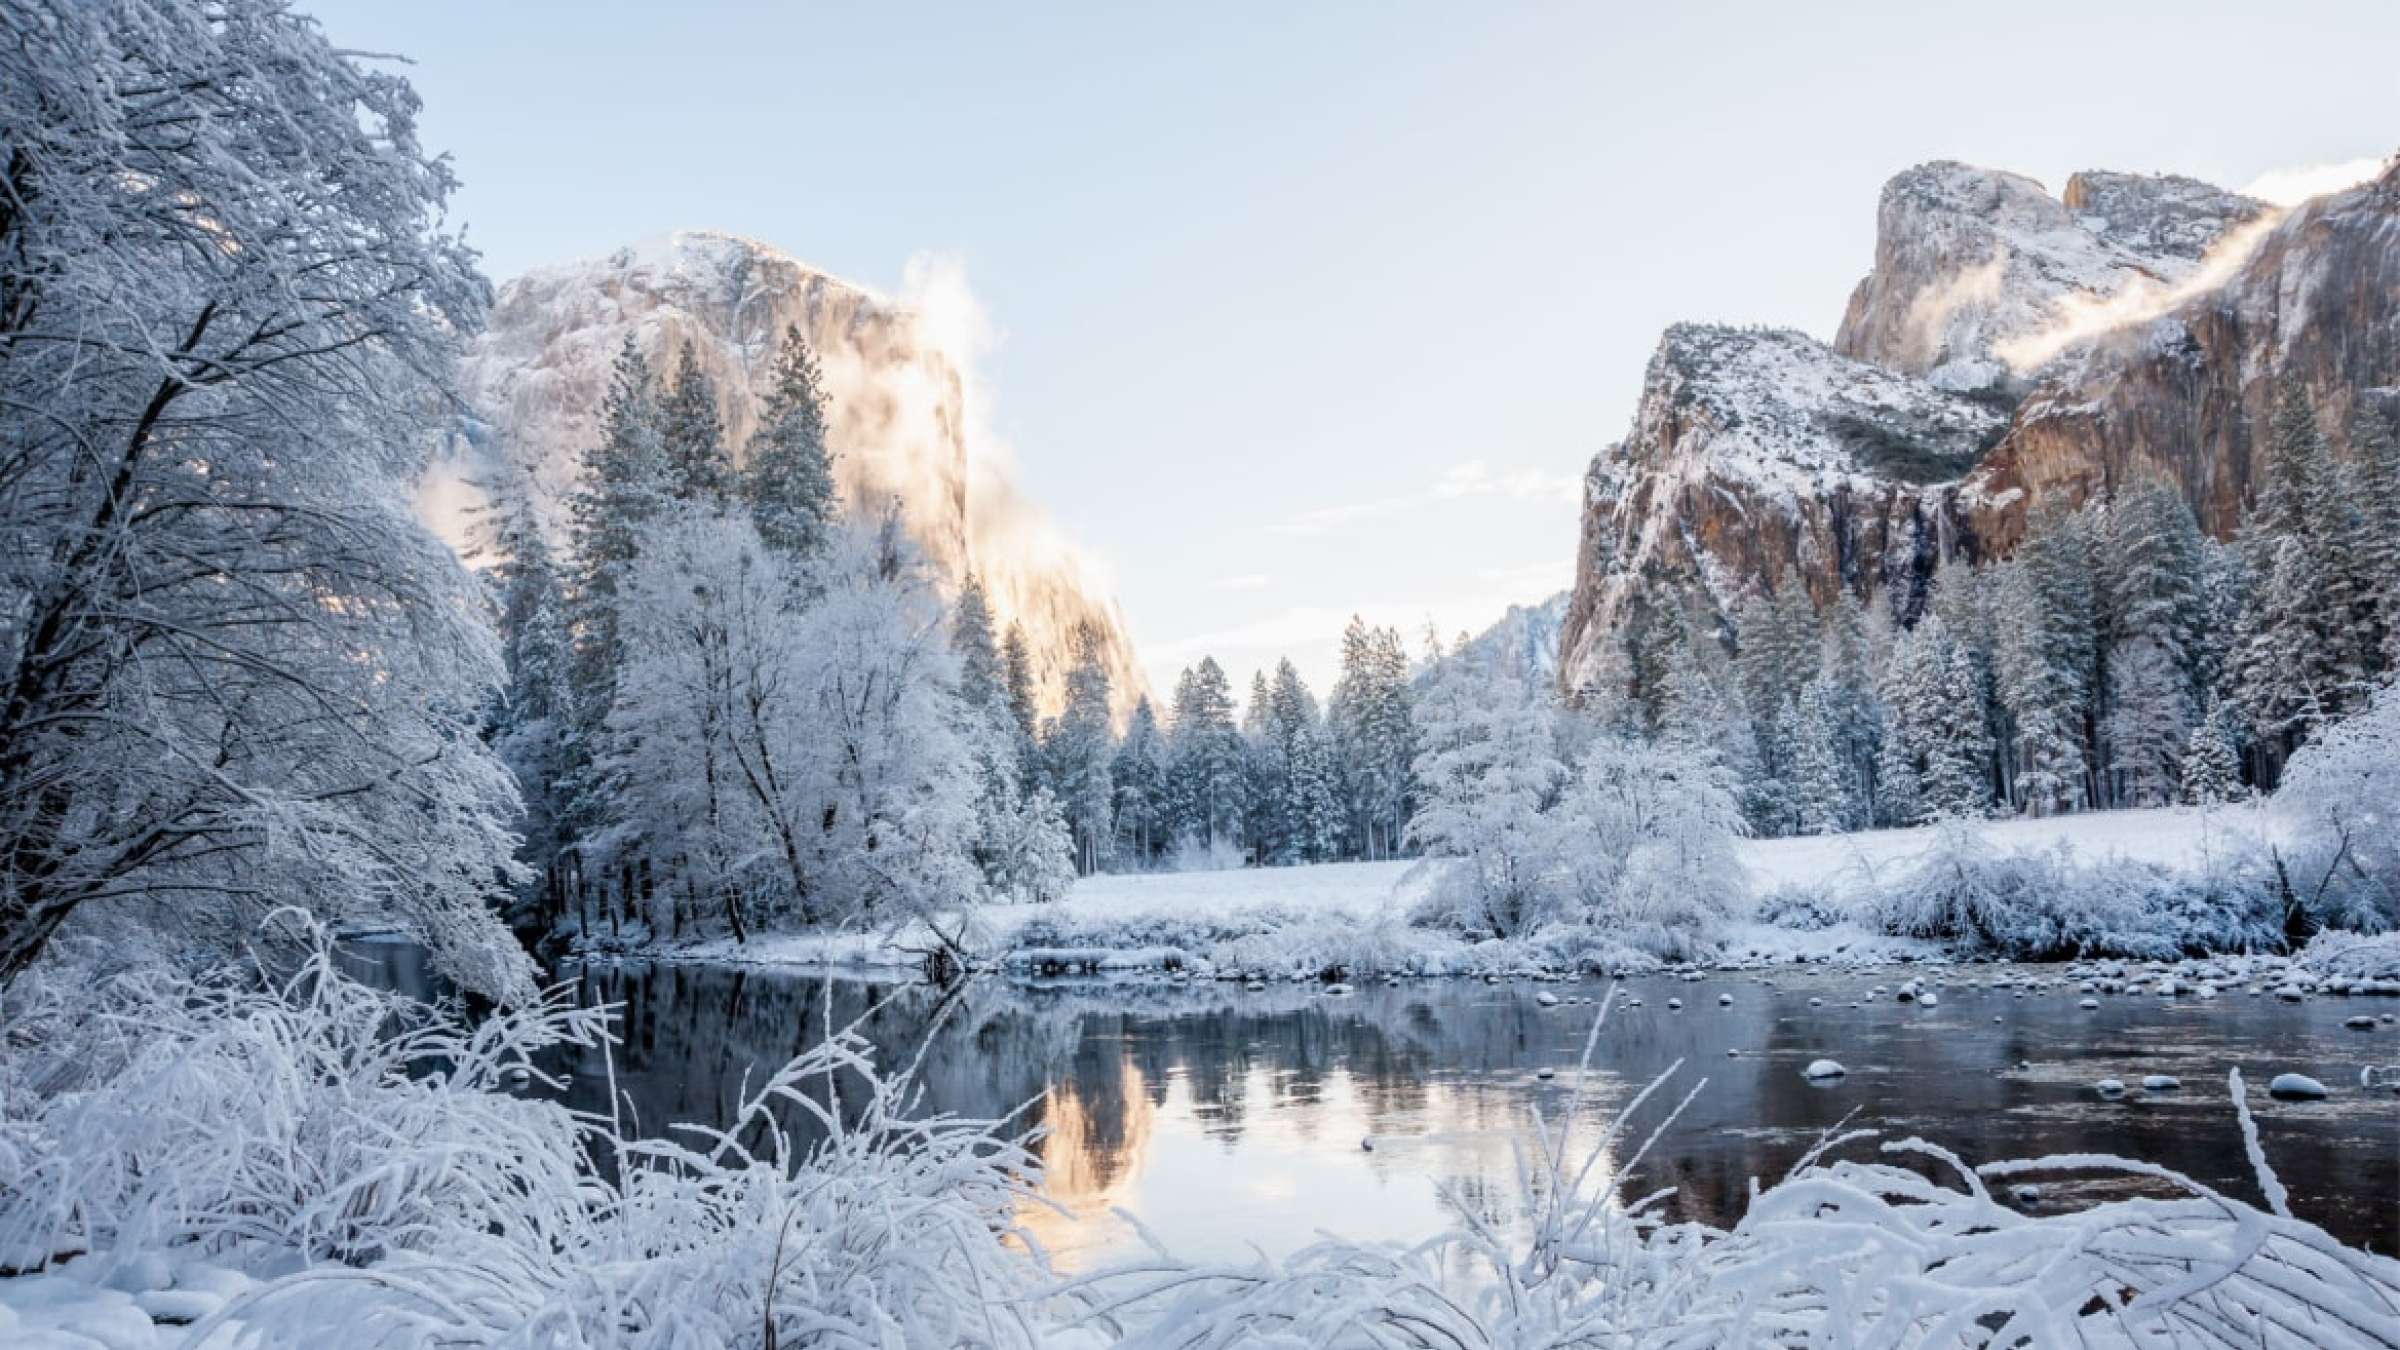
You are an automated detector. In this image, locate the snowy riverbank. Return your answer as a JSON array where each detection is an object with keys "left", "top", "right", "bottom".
[{"left": 574, "top": 802, "right": 2312, "bottom": 981}]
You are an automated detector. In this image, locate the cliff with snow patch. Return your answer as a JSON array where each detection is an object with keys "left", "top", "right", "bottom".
[
  {"left": 433, "top": 231, "right": 1143, "bottom": 720},
  {"left": 1561, "top": 155, "right": 2398, "bottom": 695}
]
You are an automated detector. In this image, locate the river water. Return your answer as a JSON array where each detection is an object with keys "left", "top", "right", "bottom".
[{"left": 351, "top": 945, "right": 2399, "bottom": 1264}]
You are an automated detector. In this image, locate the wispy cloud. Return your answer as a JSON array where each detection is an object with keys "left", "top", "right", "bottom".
[
  {"left": 1276, "top": 458, "right": 1581, "bottom": 537},
  {"left": 2239, "top": 156, "right": 2389, "bottom": 207}
]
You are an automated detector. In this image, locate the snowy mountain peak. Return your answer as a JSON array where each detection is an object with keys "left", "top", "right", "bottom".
[
  {"left": 1636, "top": 324, "right": 2006, "bottom": 494},
  {"left": 1834, "top": 161, "right": 2267, "bottom": 384},
  {"left": 442, "top": 229, "right": 1144, "bottom": 719}
]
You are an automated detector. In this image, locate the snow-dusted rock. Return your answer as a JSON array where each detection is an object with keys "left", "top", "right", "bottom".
[
  {"left": 2143, "top": 1075, "right": 2183, "bottom": 1091},
  {"left": 2095, "top": 1078, "right": 2128, "bottom": 1098},
  {"left": 1535, "top": 991, "right": 1560, "bottom": 1007},
  {"left": 1835, "top": 162, "right": 2267, "bottom": 377},
  {"left": 2268, "top": 1073, "right": 2330, "bottom": 1100},
  {"left": 1802, "top": 1059, "right": 1848, "bottom": 1080},
  {"left": 447, "top": 230, "right": 1143, "bottom": 721}
]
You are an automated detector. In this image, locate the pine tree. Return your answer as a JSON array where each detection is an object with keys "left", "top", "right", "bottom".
[
  {"left": 1001, "top": 622, "right": 1040, "bottom": 782},
  {"left": 478, "top": 471, "right": 580, "bottom": 916},
  {"left": 2353, "top": 404, "right": 2400, "bottom": 667},
  {"left": 1042, "top": 621, "right": 1117, "bottom": 874},
  {"left": 1111, "top": 698, "right": 1170, "bottom": 864},
  {"left": 659, "top": 340, "right": 730, "bottom": 503},
  {"left": 950, "top": 573, "right": 1006, "bottom": 723},
  {"left": 1166, "top": 658, "right": 1246, "bottom": 856},
  {"left": 1787, "top": 678, "right": 1856, "bottom": 834},
  {"left": 745, "top": 324, "right": 840, "bottom": 555},
  {"left": 565, "top": 338, "right": 672, "bottom": 837},
  {"left": 2234, "top": 387, "right": 2346, "bottom": 765},
  {"left": 2100, "top": 481, "right": 2205, "bottom": 805},
  {"left": 2182, "top": 700, "right": 2244, "bottom": 805}
]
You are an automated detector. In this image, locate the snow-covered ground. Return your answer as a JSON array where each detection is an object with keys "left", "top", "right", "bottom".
[
  {"left": 587, "top": 804, "right": 2295, "bottom": 978},
  {"left": 1740, "top": 801, "right": 2284, "bottom": 895}
]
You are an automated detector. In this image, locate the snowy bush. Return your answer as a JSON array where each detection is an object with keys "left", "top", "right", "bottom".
[
  {"left": 0, "top": 922, "right": 1080, "bottom": 1348},
  {"left": 1862, "top": 817, "right": 2282, "bottom": 959},
  {"left": 2276, "top": 681, "right": 2400, "bottom": 933},
  {"left": 1209, "top": 908, "right": 1445, "bottom": 981},
  {"left": 1075, "top": 998, "right": 2400, "bottom": 1348}
]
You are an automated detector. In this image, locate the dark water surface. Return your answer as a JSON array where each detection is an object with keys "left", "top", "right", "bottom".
[{"left": 351, "top": 945, "right": 2400, "bottom": 1265}]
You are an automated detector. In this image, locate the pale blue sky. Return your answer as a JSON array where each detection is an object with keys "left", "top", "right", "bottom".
[{"left": 312, "top": 0, "right": 2397, "bottom": 696}]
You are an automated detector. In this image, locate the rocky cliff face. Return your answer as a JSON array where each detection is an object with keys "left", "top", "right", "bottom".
[
  {"left": 433, "top": 230, "right": 1144, "bottom": 720},
  {"left": 1968, "top": 162, "right": 2400, "bottom": 551},
  {"left": 1831, "top": 162, "right": 2266, "bottom": 390},
  {"left": 1562, "top": 156, "right": 2395, "bottom": 697},
  {"left": 1558, "top": 325, "right": 2003, "bottom": 682}
]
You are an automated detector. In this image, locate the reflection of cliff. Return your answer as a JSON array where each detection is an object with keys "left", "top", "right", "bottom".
[{"left": 1017, "top": 1061, "right": 1155, "bottom": 1259}]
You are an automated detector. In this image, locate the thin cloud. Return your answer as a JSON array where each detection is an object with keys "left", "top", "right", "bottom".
[
  {"left": 2239, "top": 156, "right": 2389, "bottom": 206},
  {"left": 1276, "top": 459, "right": 1581, "bottom": 537}
]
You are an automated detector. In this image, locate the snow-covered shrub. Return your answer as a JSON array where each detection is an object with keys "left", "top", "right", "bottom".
[
  {"left": 2276, "top": 682, "right": 2400, "bottom": 933},
  {"left": 1, "top": 923, "right": 1079, "bottom": 1348},
  {"left": 1552, "top": 735, "right": 1753, "bottom": 938},
  {"left": 1208, "top": 907, "right": 1444, "bottom": 981},
  {"left": 1863, "top": 817, "right": 2281, "bottom": 959},
  {"left": 0, "top": 915, "right": 603, "bottom": 1273},
  {"left": 1167, "top": 832, "right": 1246, "bottom": 873},
  {"left": 1755, "top": 883, "right": 1845, "bottom": 931},
  {"left": 2296, "top": 929, "right": 2400, "bottom": 983},
  {"left": 1076, "top": 1000, "right": 2400, "bottom": 1348}
]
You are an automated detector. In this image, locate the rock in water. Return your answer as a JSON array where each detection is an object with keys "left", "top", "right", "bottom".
[
  {"left": 2143, "top": 1075, "right": 2182, "bottom": 1091},
  {"left": 1718, "top": 992, "right": 1733, "bottom": 1006},
  {"left": 2079, "top": 998, "right": 2101, "bottom": 1010},
  {"left": 2268, "top": 1073, "right": 2330, "bottom": 1100},
  {"left": 2095, "top": 1078, "right": 2128, "bottom": 1098},
  {"left": 1667, "top": 998, "right": 1683, "bottom": 1011},
  {"left": 2345, "top": 1015, "right": 2376, "bottom": 1030},
  {"left": 1535, "top": 991, "right": 1560, "bottom": 1007},
  {"left": 1917, "top": 991, "right": 1939, "bottom": 1008},
  {"left": 1802, "top": 1059, "right": 1848, "bottom": 1080},
  {"left": 1535, "top": 1067, "right": 1556, "bottom": 1081}
]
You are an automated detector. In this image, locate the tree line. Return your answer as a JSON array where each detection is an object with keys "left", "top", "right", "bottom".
[{"left": 1588, "top": 387, "right": 2400, "bottom": 837}]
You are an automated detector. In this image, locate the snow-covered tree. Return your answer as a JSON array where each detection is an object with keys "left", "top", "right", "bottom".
[
  {"left": 2275, "top": 678, "right": 2400, "bottom": 931},
  {"left": 1329, "top": 617, "right": 1416, "bottom": 860},
  {"left": 603, "top": 512, "right": 981, "bottom": 937},
  {"left": 478, "top": 471, "right": 582, "bottom": 921},
  {"left": 1041, "top": 622, "right": 1117, "bottom": 874},
  {"left": 2182, "top": 701, "right": 2244, "bottom": 806},
  {"left": 0, "top": 0, "right": 526, "bottom": 996},
  {"left": 1407, "top": 646, "right": 1566, "bottom": 938},
  {"left": 743, "top": 324, "right": 840, "bottom": 557},
  {"left": 1111, "top": 697, "right": 1171, "bottom": 865},
  {"left": 659, "top": 341, "right": 732, "bottom": 504},
  {"left": 1787, "top": 678, "right": 1859, "bottom": 835},
  {"left": 1166, "top": 658, "right": 1246, "bottom": 856},
  {"left": 1554, "top": 732, "right": 1750, "bottom": 935}
]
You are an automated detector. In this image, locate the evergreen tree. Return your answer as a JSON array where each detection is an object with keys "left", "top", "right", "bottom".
[
  {"left": 1166, "top": 658, "right": 1246, "bottom": 855},
  {"left": 1787, "top": 678, "right": 1857, "bottom": 835},
  {"left": 1042, "top": 621, "right": 1117, "bottom": 874},
  {"left": 1112, "top": 697, "right": 1171, "bottom": 864},
  {"left": 744, "top": 324, "right": 840, "bottom": 555},
  {"left": 2352, "top": 404, "right": 2400, "bottom": 666},
  {"left": 950, "top": 573, "right": 1006, "bottom": 723},
  {"left": 2100, "top": 481, "right": 2205, "bottom": 805},
  {"left": 658, "top": 340, "right": 730, "bottom": 503},
  {"left": 2182, "top": 699, "right": 2244, "bottom": 805},
  {"left": 1001, "top": 622, "right": 1040, "bottom": 781},
  {"left": 478, "top": 471, "right": 580, "bottom": 915},
  {"left": 2234, "top": 388, "right": 2348, "bottom": 765},
  {"left": 565, "top": 339, "right": 671, "bottom": 835}
]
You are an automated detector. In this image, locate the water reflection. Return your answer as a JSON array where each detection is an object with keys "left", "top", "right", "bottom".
[{"left": 344, "top": 944, "right": 2399, "bottom": 1265}]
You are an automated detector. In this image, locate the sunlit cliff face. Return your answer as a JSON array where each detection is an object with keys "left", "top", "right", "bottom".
[{"left": 424, "top": 230, "right": 1144, "bottom": 722}]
